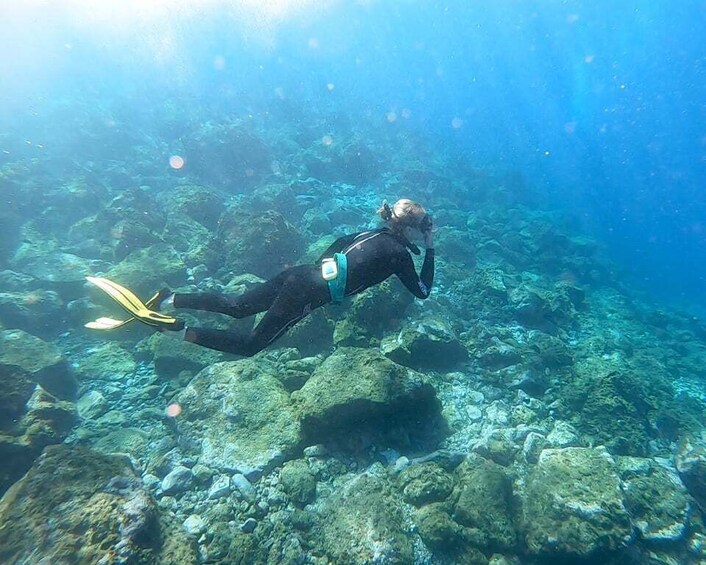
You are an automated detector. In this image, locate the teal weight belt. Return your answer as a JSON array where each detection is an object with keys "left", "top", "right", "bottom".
[{"left": 321, "top": 252, "right": 348, "bottom": 304}]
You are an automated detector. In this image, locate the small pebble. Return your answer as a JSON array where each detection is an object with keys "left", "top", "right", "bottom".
[
  {"left": 183, "top": 514, "right": 207, "bottom": 536},
  {"left": 241, "top": 518, "right": 257, "bottom": 534}
]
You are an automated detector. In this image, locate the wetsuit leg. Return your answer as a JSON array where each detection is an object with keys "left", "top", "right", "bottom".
[
  {"left": 174, "top": 268, "right": 293, "bottom": 319},
  {"left": 184, "top": 266, "right": 330, "bottom": 356}
]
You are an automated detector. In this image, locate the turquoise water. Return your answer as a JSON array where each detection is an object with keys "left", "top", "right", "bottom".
[{"left": 1, "top": 2, "right": 705, "bottom": 564}]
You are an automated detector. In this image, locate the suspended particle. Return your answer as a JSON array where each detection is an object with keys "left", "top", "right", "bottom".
[
  {"left": 166, "top": 403, "right": 182, "bottom": 418},
  {"left": 169, "top": 155, "right": 185, "bottom": 169}
]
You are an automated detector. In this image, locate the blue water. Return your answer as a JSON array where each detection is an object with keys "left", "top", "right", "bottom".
[{"left": 1, "top": 0, "right": 705, "bottom": 316}]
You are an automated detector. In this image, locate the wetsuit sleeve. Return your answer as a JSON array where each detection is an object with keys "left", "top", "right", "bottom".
[
  {"left": 396, "top": 248, "right": 435, "bottom": 299},
  {"left": 316, "top": 233, "right": 360, "bottom": 263}
]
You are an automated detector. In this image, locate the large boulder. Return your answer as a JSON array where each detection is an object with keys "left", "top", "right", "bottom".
[
  {"left": 73, "top": 341, "right": 136, "bottom": 382},
  {"left": 675, "top": 432, "right": 706, "bottom": 510},
  {"left": 0, "top": 386, "right": 76, "bottom": 495},
  {"left": 137, "top": 332, "right": 225, "bottom": 380},
  {"left": 618, "top": 456, "right": 692, "bottom": 543},
  {"left": 292, "top": 347, "right": 446, "bottom": 446},
  {"left": 522, "top": 447, "right": 633, "bottom": 559},
  {"left": 380, "top": 313, "right": 468, "bottom": 371},
  {"left": 0, "top": 445, "right": 160, "bottom": 564},
  {"left": 217, "top": 209, "right": 304, "bottom": 279},
  {"left": 0, "top": 289, "right": 63, "bottom": 335},
  {"left": 0, "top": 329, "right": 76, "bottom": 399},
  {"left": 175, "top": 359, "right": 302, "bottom": 480},
  {"left": 452, "top": 456, "right": 517, "bottom": 552},
  {"left": 315, "top": 473, "right": 414, "bottom": 564}
]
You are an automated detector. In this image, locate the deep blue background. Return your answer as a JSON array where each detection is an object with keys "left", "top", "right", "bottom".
[{"left": 1, "top": 0, "right": 705, "bottom": 315}]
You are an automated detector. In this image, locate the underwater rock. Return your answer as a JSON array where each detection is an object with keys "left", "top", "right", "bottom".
[
  {"left": 183, "top": 122, "right": 272, "bottom": 191},
  {"left": 292, "top": 347, "right": 446, "bottom": 446},
  {"left": 0, "top": 363, "right": 35, "bottom": 425},
  {"left": 453, "top": 455, "right": 517, "bottom": 552},
  {"left": 175, "top": 360, "right": 301, "bottom": 480},
  {"left": 76, "top": 389, "right": 109, "bottom": 420},
  {"left": 675, "top": 433, "right": 706, "bottom": 510},
  {"left": 94, "top": 428, "right": 150, "bottom": 459},
  {"left": 522, "top": 447, "right": 632, "bottom": 558},
  {"left": 0, "top": 288, "right": 63, "bottom": 335},
  {"left": 0, "top": 328, "right": 76, "bottom": 399},
  {"left": 103, "top": 242, "right": 186, "bottom": 298},
  {"left": 0, "top": 445, "right": 160, "bottom": 564},
  {"left": 618, "top": 456, "right": 692, "bottom": 542},
  {"left": 279, "top": 459, "right": 317, "bottom": 506},
  {"left": 380, "top": 313, "right": 469, "bottom": 371},
  {"left": 74, "top": 341, "right": 136, "bottom": 382},
  {"left": 11, "top": 250, "right": 92, "bottom": 285},
  {"left": 0, "top": 386, "right": 76, "bottom": 494},
  {"left": 397, "top": 461, "right": 454, "bottom": 506},
  {"left": 414, "top": 503, "right": 489, "bottom": 564},
  {"left": 316, "top": 473, "right": 414, "bottom": 565},
  {"left": 217, "top": 208, "right": 304, "bottom": 279},
  {"left": 477, "top": 340, "right": 522, "bottom": 371},
  {"left": 333, "top": 279, "right": 414, "bottom": 347},
  {"left": 161, "top": 184, "right": 225, "bottom": 230},
  {"left": 138, "top": 331, "right": 224, "bottom": 380},
  {"left": 161, "top": 465, "right": 194, "bottom": 495}
]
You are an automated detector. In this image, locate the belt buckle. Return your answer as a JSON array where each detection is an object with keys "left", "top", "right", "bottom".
[{"left": 321, "top": 257, "right": 338, "bottom": 281}]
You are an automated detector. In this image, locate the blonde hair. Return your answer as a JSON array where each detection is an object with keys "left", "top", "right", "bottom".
[{"left": 377, "top": 199, "right": 427, "bottom": 233}]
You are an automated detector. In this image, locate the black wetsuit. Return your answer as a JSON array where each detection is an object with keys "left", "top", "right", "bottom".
[{"left": 175, "top": 228, "right": 435, "bottom": 356}]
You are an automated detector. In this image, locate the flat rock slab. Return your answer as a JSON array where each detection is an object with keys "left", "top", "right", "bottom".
[{"left": 176, "top": 360, "right": 301, "bottom": 480}]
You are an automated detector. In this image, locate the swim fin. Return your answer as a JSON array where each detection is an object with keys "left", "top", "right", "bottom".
[{"left": 85, "top": 276, "right": 184, "bottom": 331}]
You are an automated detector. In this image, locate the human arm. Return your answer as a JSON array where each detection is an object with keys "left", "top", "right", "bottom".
[{"left": 395, "top": 247, "right": 435, "bottom": 299}]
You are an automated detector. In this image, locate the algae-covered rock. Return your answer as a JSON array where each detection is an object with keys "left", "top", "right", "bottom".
[
  {"left": 292, "top": 347, "right": 445, "bottom": 445},
  {"left": 103, "top": 243, "right": 187, "bottom": 297},
  {"left": 12, "top": 250, "right": 92, "bottom": 284},
  {"left": 397, "top": 461, "right": 454, "bottom": 506},
  {"left": 76, "top": 389, "right": 109, "bottom": 420},
  {"left": 94, "top": 427, "right": 150, "bottom": 458},
  {"left": 381, "top": 314, "right": 468, "bottom": 371},
  {"left": 139, "top": 331, "right": 225, "bottom": 380},
  {"left": 279, "top": 459, "right": 317, "bottom": 506},
  {"left": 317, "top": 473, "right": 414, "bottom": 564},
  {"left": 175, "top": 360, "right": 301, "bottom": 479},
  {"left": 0, "top": 329, "right": 76, "bottom": 399},
  {"left": 618, "top": 456, "right": 692, "bottom": 542},
  {"left": 522, "top": 447, "right": 632, "bottom": 558},
  {"left": 452, "top": 456, "right": 517, "bottom": 552},
  {"left": 74, "top": 341, "right": 136, "bottom": 381},
  {"left": 0, "top": 363, "right": 35, "bottom": 424},
  {"left": 0, "top": 386, "right": 76, "bottom": 495},
  {"left": 333, "top": 280, "right": 414, "bottom": 347},
  {"left": 0, "top": 445, "right": 160, "bottom": 564},
  {"left": 217, "top": 208, "right": 304, "bottom": 279},
  {"left": 0, "top": 289, "right": 63, "bottom": 335},
  {"left": 415, "top": 503, "right": 489, "bottom": 564},
  {"left": 559, "top": 356, "right": 681, "bottom": 456},
  {"left": 676, "top": 433, "right": 706, "bottom": 510}
]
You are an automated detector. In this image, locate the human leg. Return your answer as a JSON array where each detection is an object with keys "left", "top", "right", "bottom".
[
  {"left": 183, "top": 266, "right": 329, "bottom": 356},
  {"left": 173, "top": 269, "right": 293, "bottom": 319}
]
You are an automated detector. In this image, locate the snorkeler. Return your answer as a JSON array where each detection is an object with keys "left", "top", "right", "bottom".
[{"left": 86, "top": 198, "right": 434, "bottom": 357}]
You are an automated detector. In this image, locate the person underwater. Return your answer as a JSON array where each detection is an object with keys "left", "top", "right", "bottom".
[{"left": 86, "top": 198, "right": 435, "bottom": 357}]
